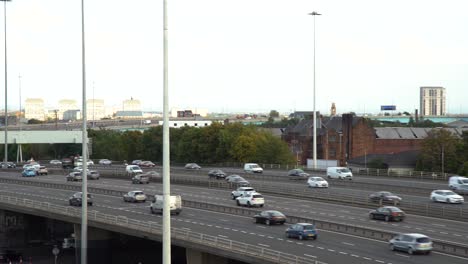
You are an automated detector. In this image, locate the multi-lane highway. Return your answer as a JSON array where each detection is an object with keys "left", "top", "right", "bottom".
[{"left": 0, "top": 167, "right": 467, "bottom": 264}]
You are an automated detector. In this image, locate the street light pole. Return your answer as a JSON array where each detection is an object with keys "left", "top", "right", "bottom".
[
  {"left": 308, "top": 11, "right": 321, "bottom": 169},
  {"left": 80, "top": 0, "right": 88, "bottom": 263},
  {"left": 162, "top": 0, "right": 171, "bottom": 264},
  {"left": 1, "top": 0, "right": 11, "bottom": 163}
]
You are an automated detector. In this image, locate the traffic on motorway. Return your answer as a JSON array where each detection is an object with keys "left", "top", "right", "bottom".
[{"left": 1, "top": 161, "right": 467, "bottom": 264}]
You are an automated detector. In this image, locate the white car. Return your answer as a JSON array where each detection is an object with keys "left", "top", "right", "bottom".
[
  {"left": 50, "top": 159, "right": 62, "bottom": 165},
  {"left": 307, "top": 176, "right": 329, "bottom": 188},
  {"left": 231, "top": 187, "right": 255, "bottom": 200},
  {"left": 430, "top": 190, "right": 464, "bottom": 204},
  {"left": 99, "top": 159, "right": 112, "bottom": 166},
  {"left": 126, "top": 165, "right": 143, "bottom": 175},
  {"left": 123, "top": 190, "right": 147, "bottom": 203},
  {"left": 236, "top": 192, "right": 264, "bottom": 207}
]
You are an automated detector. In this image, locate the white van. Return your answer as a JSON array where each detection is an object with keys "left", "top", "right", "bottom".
[
  {"left": 327, "top": 167, "right": 353, "bottom": 180},
  {"left": 244, "top": 163, "right": 263, "bottom": 173},
  {"left": 126, "top": 165, "right": 143, "bottom": 176},
  {"left": 150, "top": 195, "right": 182, "bottom": 215},
  {"left": 449, "top": 176, "right": 468, "bottom": 194}
]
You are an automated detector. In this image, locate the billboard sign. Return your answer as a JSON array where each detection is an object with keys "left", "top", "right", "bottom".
[{"left": 381, "top": 105, "right": 396, "bottom": 111}]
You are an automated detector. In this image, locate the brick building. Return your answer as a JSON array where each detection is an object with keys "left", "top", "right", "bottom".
[{"left": 282, "top": 114, "right": 467, "bottom": 168}]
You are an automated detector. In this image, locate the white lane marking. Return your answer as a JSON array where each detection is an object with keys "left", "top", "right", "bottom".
[
  {"left": 363, "top": 257, "right": 372, "bottom": 260},
  {"left": 317, "top": 247, "right": 324, "bottom": 250},
  {"left": 351, "top": 254, "right": 359, "bottom": 258},
  {"left": 339, "top": 252, "right": 348, "bottom": 255},
  {"left": 342, "top": 242, "right": 354, "bottom": 246},
  {"left": 304, "top": 254, "right": 317, "bottom": 258},
  {"left": 327, "top": 249, "right": 335, "bottom": 252},
  {"left": 258, "top": 244, "right": 270, "bottom": 247},
  {"left": 440, "top": 232, "right": 448, "bottom": 234},
  {"left": 395, "top": 254, "right": 409, "bottom": 258},
  {"left": 375, "top": 260, "right": 384, "bottom": 263}
]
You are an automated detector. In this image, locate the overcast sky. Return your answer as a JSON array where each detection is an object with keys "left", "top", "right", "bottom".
[{"left": 2, "top": 0, "right": 467, "bottom": 115}]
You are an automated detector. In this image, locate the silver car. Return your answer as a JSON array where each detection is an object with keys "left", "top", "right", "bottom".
[
  {"left": 389, "top": 233, "right": 432, "bottom": 255},
  {"left": 123, "top": 190, "right": 147, "bottom": 203}
]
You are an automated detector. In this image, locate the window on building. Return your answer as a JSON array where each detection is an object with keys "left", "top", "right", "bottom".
[
  {"left": 329, "top": 135, "right": 336, "bottom": 142},
  {"left": 329, "top": 148, "right": 336, "bottom": 158}
]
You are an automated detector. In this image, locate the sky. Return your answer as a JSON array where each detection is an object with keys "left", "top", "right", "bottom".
[{"left": 1, "top": 0, "right": 467, "bottom": 115}]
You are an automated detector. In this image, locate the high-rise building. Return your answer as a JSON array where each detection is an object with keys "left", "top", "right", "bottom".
[
  {"left": 122, "top": 98, "right": 141, "bottom": 112},
  {"left": 24, "top": 98, "right": 46, "bottom": 121},
  {"left": 420, "top": 87, "right": 446, "bottom": 116},
  {"left": 58, "top": 99, "right": 78, "bottom": 120},
  {"left": 87, "top": 99, "right": 105, "bottom": 120}
]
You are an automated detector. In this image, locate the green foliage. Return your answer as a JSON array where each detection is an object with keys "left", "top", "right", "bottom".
[
  {"left": 416, "top": 129, "right": 462, "bottom": 173},
  {"left": 458, "top": 161, "right": 468, "bottom": 176},
  {"left": 269, "top": 110, "right": 279, "bottom": 118},
  {"left": 367, "top": 158, "right": 388, "bottom": 169},
  {"left": 27, "top": 119, "right": 44, "bottom": 124}
]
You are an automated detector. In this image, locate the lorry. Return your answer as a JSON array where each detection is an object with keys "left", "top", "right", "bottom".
[{"left": 150, "top": 195, "right": 182, "bottom": 215}]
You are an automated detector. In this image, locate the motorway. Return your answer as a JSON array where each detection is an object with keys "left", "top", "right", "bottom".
[{"left": 0, "top": 170, "right": 467, "bottom": 264}]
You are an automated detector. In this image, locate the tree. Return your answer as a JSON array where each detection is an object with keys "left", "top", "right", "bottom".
[
  {"left": 416, "top": 129, "right": 461, "bottom": 173},
  {"left": 269, "top": 110, "right": 279, "bottom": 118},
  {"left": 368, "top": 158, "right": 388, "bottom": 169}
]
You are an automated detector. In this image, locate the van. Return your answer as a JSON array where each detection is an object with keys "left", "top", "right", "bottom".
[
  {"left": 126, "top": 165, "right": 143, "bottom": 176},
  {"left": 244, "top": 163, "right": 263, "bottom": 173},
  {"left": 150, "top": 195, "right": 182, "bottom": 215},
  {"left": 449, "top": 176, "right": 468, "bottom": 194},
  {"left": 326, "top": 167, "right": 353, "bottom": 180}
]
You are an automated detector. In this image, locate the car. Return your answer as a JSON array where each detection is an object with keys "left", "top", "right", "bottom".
[
  {"left": 236, "top": 192, "right": 264, "bottom": 207},
  {"left": 253, "top": 210, "right": 286, "bottom": 225},
  {"left": 229, "top": 176, "right": 250, "bottom": 187},
  {"left": 22, "top": 168, "right": 37, "bottom": 177},
  {"left": 132, "top": 174, "right": 150, "bottom": 184},
  {"left": 288, "top": 169, "right": 310, "bottom": 180},
  {"left": 185, "top": 163, "right": 201, "bottom": 170},
  {"left": 88, "top": 170, "right": 100, "bottom": 180},
  {"left": 123, "top": 190, "right": 147, "bottom": 203},
  {"left": 327, "top": 167, "right": 353, "bottom": 180},
  {"left": 23, "top": 163, "right": 40, "bottom": 171},
  {"left": 74, "top": 158, "right": 94, "bottom": 167},
  {"left": 369, "top": 206, "right": 405, "bottom": 222},
  {"left": 231, "top": 187, "right": 255, "bottom": 199},
  {"left": 369, "top": 191, "right": 402, "bottom": 205},
  {"left": 430, "top": 190, "right": 464, "bottom": 204},
  {"left": 307, "top": 176, "right": 329, "bottom": 188},
  {"left": 208, "top": 169, "right": 226, "bottom": 179},
  {"left": 389, "top": 233, "right": 432, "bottom": 255},
  {"left": 66, "top": 171, "right": 83, "bottom": 182},
  {"left": 150, "top": 195, "right": 182, "bottom": 215},
  {"left": 225, "top": 174, "right": 242, "bottom": 181},
  {"left": 49, "top": 159, "right": 62, "bottom": 165},
  {"left": 98, "top": 159, "right": 112, "bottom": 166},
  {"left": 139, "top": 161, "right": 156, "bottom": 167},
  {"left": 132, "top": 160, "right": 143, "bottom": 165},
  {"left": 61, "top": 158, "right": 73, "bottom": 169},
  {"left": 285, "top": 223, "right": 318, "bottom": 240},
  {"left": 126, "top": 165, "right": 143, "bottom": 176},
  {"left": 69, "top": 192, "right": 93, "bottom": 206},
  {"left": 38, "top": 166, "right": 48, "bottom": 175},
  {"left": 244, "top": 163, "right": 263, "bottom": 173},
  {"left": 0, "top": 162, "right": 16, "bottom": 168}
]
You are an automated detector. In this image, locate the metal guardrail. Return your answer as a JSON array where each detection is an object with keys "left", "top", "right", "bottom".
[{"left": 0, "top": 194, "right": 324, "bottom": 264}]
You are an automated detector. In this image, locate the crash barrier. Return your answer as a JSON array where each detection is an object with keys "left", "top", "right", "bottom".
[{"left": 0, "top": 194, "right": 324, "bottom": 264}]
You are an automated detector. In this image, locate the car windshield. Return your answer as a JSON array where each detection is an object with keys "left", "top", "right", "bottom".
[
  {"left": 234, "top": 177, "right": 246, "bottom": 182},
  {"left": 380, "top": 192, "right": 393, "bottom": 196},
  {"left": 460, "top": 179, "right": 468, "bottom": 184},
  {"left": 303, "top": 225, "right": 315, "bottom": 230},
  {"left": 386, "top": 207, "right": 402, "bottom": 212},
  {"left": 269, "top": 211, "right": 284, "bottom": 216},
  {"left": 251, "top": 164, "right": 259, "bottom": 168},
  {"left": 441, "top": 191, "right": 456, "bottom": 196},
  {"left": 252, "top": 194, "right": 263, "bottom": 198},
  {"left": 416, "top": 237, "right": 431, "bottom": 243},
  {"left": 134, "top": 192, "right": 144, "bottom": 195},
  {"left": 311, "top": 177, "right": 324, "bottom": 181},
  {"left": 338, "top": 168, "right": 350, "bottom": 173}
]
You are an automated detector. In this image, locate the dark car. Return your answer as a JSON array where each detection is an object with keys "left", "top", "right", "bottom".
[
  {"left": 369, "top": 191, "right": 402, "bottom": 205},
  {"left": 226, "top": 174, "right": 242, "bottom": 181},
  {"left": 139, "top": 161, "right": 156, "bottom": 167},
  {"left": 254, "top": 210, "right": 286, "bottom": 225},
  {"left": 369, "top": 206, "right": 405, "bottom": 222},
  {"left": 61, "top": 158, "right": 74, "bottom": 169},
  {"left": 229, "top": 176, "right": 250, "bottom": 187},
  {"left": 69, "top": 192, "right": 93, "bottom": 206},
  {"left": 287, "top": 169, "right": 310, "bottom": 180},
  {"left": 0, "top": 162, "right": 16, "bottom": 168},
  {"left": 185, "top": 163, "right": 201, "bottom": 170},
  {"left": 285, "top": 223, "right": 318, "bottom": 240},
  {"left": 208, "top": 169, "right": 226, "bottom": 179}
]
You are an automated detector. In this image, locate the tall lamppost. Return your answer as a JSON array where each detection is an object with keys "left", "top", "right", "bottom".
[
  {"left": 162, "top": 0, "right": 171, "bottom": 264},
  {"left": 1, "top": 0, "right": 11, "bottom": 163},
  {"left": 80, "top": 0, "right": 89, "bottom": 263},
  {"left": 308, "top": 11, "right": 321, "bottom": 169}
]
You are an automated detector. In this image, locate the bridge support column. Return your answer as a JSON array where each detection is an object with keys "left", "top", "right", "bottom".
[
  {"left": 186, "top": 248, "right": 228, "bottom": 264},
  {"left": 74, "top": 224, "right": 112, "bottom": 263}
]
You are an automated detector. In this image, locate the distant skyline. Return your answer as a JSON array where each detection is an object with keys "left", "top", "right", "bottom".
[{"left": 1, "top": 0, "right": 467, "bottom": 114}]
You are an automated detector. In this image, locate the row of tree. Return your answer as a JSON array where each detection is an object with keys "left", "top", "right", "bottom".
[{"left": 416, "top": 129, "right": 468, "bottom": 175}]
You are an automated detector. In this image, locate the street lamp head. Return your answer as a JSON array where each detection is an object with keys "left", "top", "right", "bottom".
[
  {"left": 0, "top": 0, "right": 12, "bottom": 2},
  {"left": 308, "top": 11, "right": 321, "bottom": 16}
]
